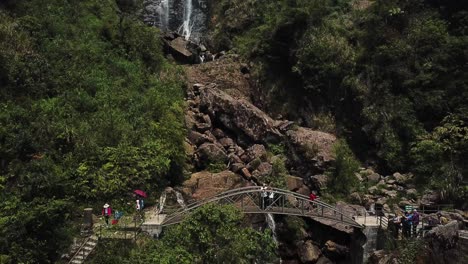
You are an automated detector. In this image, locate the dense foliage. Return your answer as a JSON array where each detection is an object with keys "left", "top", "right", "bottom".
[
  {"left": 210, "top": 0, "right": 467, "bottom": 200},
  {"left": 127, "top": 204, "right": 277, "bottom": 264},
  {"left": 326, "top": 140, "right": 360, "bottom": 195},
  {"left": 0, "top": 0, "right": 185, "bottom": 262}
]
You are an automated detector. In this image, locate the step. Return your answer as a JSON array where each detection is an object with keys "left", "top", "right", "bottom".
[
  {"left": 87, "top": 241, "right": 97, "bottom": 247},
  {"left": 83, "top": 246, "right": 94, "bottom": 251},
  {"left": 71, "top": 260, "right": 83, "bottom": 264}
]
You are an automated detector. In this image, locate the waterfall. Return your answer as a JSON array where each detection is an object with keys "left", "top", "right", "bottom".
[
  {"left": 175, "top": 191, "right": 187, "bottom": 209},
  {"left": 266, "top": 213, "right": 278, "bottom": 245},
  {"left": 158, "top": 0, "right": 170, "bottom": 30},
  {"left": 144, "top": 0, "right": 207, "bottom": 42},
  {"left": 178, "top": 0, "right": 193, "bottom": 40},
  {"left": 157, "top": 191, "right": 167, "bottom": 213}
]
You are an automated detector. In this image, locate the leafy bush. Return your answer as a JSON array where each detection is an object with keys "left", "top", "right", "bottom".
[{"left": 326, "top": 140, "right": 360, "bottom": 195}]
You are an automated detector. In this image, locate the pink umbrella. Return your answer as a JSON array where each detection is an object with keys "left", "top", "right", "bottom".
[{"left": 134, "top": 189, "right": 147, "bottom": 198}]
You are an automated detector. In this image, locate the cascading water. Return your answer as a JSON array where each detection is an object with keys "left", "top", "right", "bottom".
[
  {"left": 178, "top": 0, "right": 193, "bottom": 40},
  {"left": 175, "top": 191, "right": 187, "bottom": 209},
  {"left": 157, "top": 191, "right": 167, "bottom": 213},
  {"left": 144, "top": 0, "right": 208, "bottom": 42},
  {"left": 266, "top": 213, "right": 278, "bottom": 245}
]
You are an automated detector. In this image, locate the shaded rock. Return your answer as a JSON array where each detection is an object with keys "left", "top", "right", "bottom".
[
  {"left": 163, "top": 36, "right": 193, "bottom": 63},
  {"left": 185, "top": 110, "right": 197, "bottom": 129},
  {"left": 296, "top": 185, "right": 311, "bottom": 196},
  {"left": 309, "top": 174, "right": 328, "bottom": 190},
  {"left": 199, "top": 84, "right": 282, "bottom": 142},
  {"left": 368, "top": 186, "right": 378, "bottom": 195},
  {"left": 383, "top": 190, "right": 398, "bottom": 198},
  {"left": 406, "top": 188, "right": 417, "bottom": 197},
  {"left": 228, "top": 153, "right": 243, "bottom": 164},
  {"left": 196, "top": 143, "right": 228, "bottom": 168},
  {"left": 336, "top": 201, "right": 367, "bottom": 216},
  {"left": 421, "top": 190, "right": 441, "bottom": 205},
  {"left": 350, "top": 192, "right": 362, "bottom": 204},
  {"left": 392, "top": 172, "right": 412, "bottom": 185},
  {"left": 188, "top": 130, "right": 210, "bottom": 146},
  {"left": 287, "top": 176, "right": 304, "bottom": 191},
  {"left": 219, "top": 137, "right": 235, "bottom": 148},
  {"left": 253, "top": 162, "right": 273, "bottom": 178},
  {"left": 182, "top": 170, "right": 245, "bottom": 200},
  {"left": 241, "top": 167, "right": 252, "bottom": 179},
  {"left": 367, "top": 173, "right": 381, "bottom": 183},
  {"left": 246, "top": 144, "right": 267, "bottom": 161},
  {"left": 297, "top": 240, "right": 321, "bottom": 263},
  {"left": 323, "top": 240, "right": 349, "bottom": 259},
  {"left": 194, "top": 114, "right": 212, "bottom": 132},
  {"left": 212, "top": 128, "right": 225, "bottom": 139},
  {"left": 316, "top": 256, "right": 333, "bottom": 264},
  {"left": 229, "top": 163, "right": 244, "bottom": 173},
  {"left": 286, "top": 128, "right": 336, "bottom": 174}
]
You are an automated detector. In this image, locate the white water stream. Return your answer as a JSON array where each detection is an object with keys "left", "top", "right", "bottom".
[{"left": 178, "top": 0, "right": 193, "bottom": 40}]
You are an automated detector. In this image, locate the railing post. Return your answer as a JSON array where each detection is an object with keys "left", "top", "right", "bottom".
[{"left": 301, "top": 200, "right": 304, "bottom": 215}]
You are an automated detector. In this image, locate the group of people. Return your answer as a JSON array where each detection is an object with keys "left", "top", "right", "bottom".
[
  {"left": 260, "top": 184, "right": 276, "bottom": 209},
  {"left": 101, "top": 194, "right": 146, "bottom": 227},
  {"left": 390, "top": 209, "right": 420, "bottom": 238}
]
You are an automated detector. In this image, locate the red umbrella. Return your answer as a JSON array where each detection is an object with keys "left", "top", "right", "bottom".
[{"left": 134, "top": 189, "right": 147, "bottom": 198}]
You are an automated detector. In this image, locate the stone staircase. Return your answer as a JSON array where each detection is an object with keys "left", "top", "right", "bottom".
[{"left": 68, "top": 235, "right": 98, "bottom": 264}]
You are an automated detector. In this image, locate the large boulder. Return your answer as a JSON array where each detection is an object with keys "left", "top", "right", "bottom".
[
  {"left": 163, "top": 36, "right": 193, "bottom": 63},
  {"left": 195, "top": 143, "right": 228, "bottom": 168},
  {"left": 252, "top": 162, "right": 273, "bottom": 178},
  {"left": 297, "top": 240, "right": 321, "bottom": 263},
  {"left": 286, "top": 128, "right": 336, "bottom": 174},
  {"left": 182, "top": 170, "right": 246, "bottom": 200},
  {"left": 287, "top": 176, "right": 305, "bottom": 191},
  {"left": 424, "top": 220, "right": 467, "bottom": 264},
  {"left": 308, "top": 174, "right": 329, "bottom": 190},
  {"left": 199, "top": 84, "right": 283, "bottom": 143}
]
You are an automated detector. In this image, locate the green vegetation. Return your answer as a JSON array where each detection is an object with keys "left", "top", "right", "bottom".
[
  {"left": 0, "top": 0, "right": 185, "bottom": 262},
  {"left": 128, "top": 204, "right": 277, "bottom": 264},
  {"left": 211, "top": 0, "right": 467, "bottom": 202},
  {"left": 326, "top": 140, "right": 360, "bottom": 195}
]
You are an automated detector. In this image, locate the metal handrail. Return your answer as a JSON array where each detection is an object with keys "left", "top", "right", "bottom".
[
  {"left": 160, "top": 186, "right": 363, "bottom": 228},
  {"left": 67, "top": 235, "right": 93, "bottom": 264}
]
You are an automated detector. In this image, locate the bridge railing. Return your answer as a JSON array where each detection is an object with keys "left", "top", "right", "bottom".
[{"left": 161, "top": 186, "right": 363, "bottom": 228}]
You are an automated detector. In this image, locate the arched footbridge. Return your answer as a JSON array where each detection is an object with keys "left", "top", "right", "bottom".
[{"left": 143, "top": 186, "right": 363, "bottom": 232}]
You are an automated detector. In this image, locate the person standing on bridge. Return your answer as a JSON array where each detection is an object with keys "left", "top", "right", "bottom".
[
  {"left": 308, "top": 191, "right": 318, "bottom": 211},
  {"left": 260, "top": 184, "right": 268, "bottom": 209}
]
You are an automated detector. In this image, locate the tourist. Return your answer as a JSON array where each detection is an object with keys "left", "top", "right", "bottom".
[
  {"left": 268, "top": 188, "right": 275, "bottom": 207},
  {"left": 437, "top": 212, "right": 449, "bottom": 225},
  {"left": 260, "top": 184, "right": 268, "bottom": 209},
  {"left": 411, "top": 209, "right": 420, "bottom": 237},
  {"left": 309, "top": 191, "right": 317, "bottom": 211},
  {"left": 392, "top": 214, "right": 402, "bottom": 239},
  {"left": 402, "top": 212, "right": 412, "bottom": 238},
  {"left": 102, "top": 203, "right": 112, "bottom": 227}
]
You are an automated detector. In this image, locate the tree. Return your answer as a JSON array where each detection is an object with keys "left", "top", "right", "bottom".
[
  {"left": 129, "top": 204, "right": 277, "bottom": 264},
  {"left": 326, "top": 140, "right": 360, "bottom": 195}
]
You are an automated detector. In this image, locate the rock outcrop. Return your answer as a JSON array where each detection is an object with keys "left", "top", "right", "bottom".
[
  {"left": 199, "top": 84, "right": 283, "bottom": 143},
  {"left": 286, "top": 128, "right": 336, "bottom": 175}
]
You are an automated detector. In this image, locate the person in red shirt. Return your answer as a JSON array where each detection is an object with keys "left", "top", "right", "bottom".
[
  {"left": 308, "top": 191, "right": 318, "bottom": 211},
  {"left": 102, "top": 203, "right": 112, "bottom": 227}
]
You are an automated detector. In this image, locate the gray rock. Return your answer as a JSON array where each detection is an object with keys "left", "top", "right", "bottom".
[
  {"left": 219, "top": 137, "right": 235, "bottom": 148},
  {"left": 406, "top": 188, "right": 418, "bottom": 197},
  {"left": 350, "top": 192, "right": 362, "bottom": 204},
  {"left": 309, "top": 174, "right": 329, "bottom": 190},
  {"left": 246, "top": 144, "right": 267, "bottom": 161},
  {"left": 229, "top": 163, "right": 244, "bottom": 173},
  {"left": 367, "top": 172, "right": 381, "bottom": 183},
  {"left": 253, "top": 162, "right": 273, "bottom": 178},
  {"left": 286, "top": 128, "right": 336, "bottom": 174},
  {"left": 212, "top": 128, "right": 225, "bottom": 139},
  {"left": 384, "top": 190, "right": 398, "bottom": 198},
  {"left": 199, "top": 84, "right": 282, "bottom": 143},
  {"left": 297, "top": 240, "right": 321, "bottom": 263},
  {"left": 196, "top": 143, "right": 228, "bottom": 168}
]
